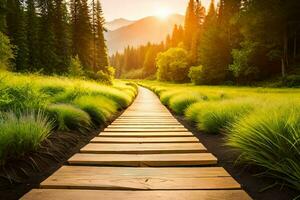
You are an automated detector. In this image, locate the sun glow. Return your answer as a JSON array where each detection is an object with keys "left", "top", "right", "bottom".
[{"left": 156, "top": 6, "right": 172, "bottom": 19}]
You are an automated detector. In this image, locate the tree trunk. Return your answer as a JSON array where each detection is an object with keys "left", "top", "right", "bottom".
[
  {"left": 294, "top": 31, "right": 297, "bottom": 59},
  {"left": 282, "top": 28, "right": 288, "bottom": 79}
]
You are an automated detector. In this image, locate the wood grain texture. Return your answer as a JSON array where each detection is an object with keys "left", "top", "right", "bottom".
[
  {"left": 104, "top": 128, "right": 189, "bottom": 132},
  {"left": 99, "top": 132, "right": 194, "bottom": 137},
  {"left": 80, "top": 143, "right": 207, "bottom": 154},
  {"left": 90, "top": 137, "right": 199, "bottom": 143},
  {"left": 22, "top": 190, "right": 252, "bottom": 200},
  {"left": 68, "top": 153, "right": 218, "bottom": 166}
]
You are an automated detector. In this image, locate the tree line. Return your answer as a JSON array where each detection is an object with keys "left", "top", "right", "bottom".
[
  {"left": 0, "top": 0, "right": 109, "bottom": 76},
  {"left": 111, "top": 0, "right": 300, "bottom": 84}
]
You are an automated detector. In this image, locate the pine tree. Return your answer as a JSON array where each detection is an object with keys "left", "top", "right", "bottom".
[
  {"left": 184, "top": 0, "right": 198, "bottom": 50},
  {"left": 6, "top": 0, "right": 28, "bottom": 71},
  {"left": 94, "top": 0, "right": 108, "bottom": 72},
  {"left": 165, "top": 34, "right": 172, "bottom": 49},
  {"left": 76, "top": 0, "right": 92, "bottom": 69},
  {"left": 38, "top": 0, "right": 59, "bottom": 73},
  {"left": 198, "top": 0, "right": 229, "bottom": 84},
  {"left": 0, "top": 0, "right": 7, "bottom": 32},
  {"left": 53, "top": 0, "right": 71, "bottom": 72},
  {"left": 26, "top": 0, "right": 39, "bottom": 70},
  {"left": 190, "top": 0, "right": 205, "bottom": 65}
]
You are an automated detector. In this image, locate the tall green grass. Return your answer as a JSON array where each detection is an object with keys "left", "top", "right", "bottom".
[
  {"left": 73, "top": 95, "right": 118, "bottom": 125},
  {"left": 0, "top": 71, "right": 137, "bottom": 164},
  {"left": 140, "top": 80, "right": 300, "bottom": 190},
  {"left": 0, "top": 111, "right": 53, "bottom": 164},
  {"left": 47, "top": 104, "right": 92, "bottom": 132},
  {"left": 192, "top": 100, "right": 255, "bottom": 133},
  {"left": 228, "top": 106, "right": 300, "bottom": 190},
  {"left": 169, "top": 93, "right": 204, "bottom": 115}
]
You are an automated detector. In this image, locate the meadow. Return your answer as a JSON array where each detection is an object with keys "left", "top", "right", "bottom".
[
  {"left": 140, "top": 80, "right": 300, "bottom": 191},
  {"left": 0, "top": 71, "right": 137, "bottom": 165}
]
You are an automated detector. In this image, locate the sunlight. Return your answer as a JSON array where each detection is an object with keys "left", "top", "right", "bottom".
[{"left": 155, "top": 6, "right": 172, "bottom": 19}]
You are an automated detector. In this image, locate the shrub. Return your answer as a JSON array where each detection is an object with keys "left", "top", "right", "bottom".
[
  {"left": 96, "top": 66, "right": 115, "bottom": 85},
  {"left": 159, "top": 90, "right": 182, "bottom": 105},
  {"left": 185, "top": 101, "right": 214, "bottom": 122},
  {"left": 169, "top": 94, "right": 203, "bottom": 115},
  {"left": 0, "top": 32, "right": 14, "bottom": 70},
  {"left": 196, "top": 102, "right": 254, "bottom": 133},
  {"left": 47, "top": 104, "right": 91, "bottom": 132},
  {"left": 189, "top": 66, "right": 203, "bottom": 85},
  {"left": 68, "top": 56, "right": 84, "bottom": 77},
  {"left": 73, "top": 95, "right": 117, "bottom": 125},
  {"left": 156, "top": 48, "right": 189, "bottom": 82},
  {"left": 0, "top": 84, "right": 48, "bottom": 111},
  {"left": 227, "top": 106, "right": 300, "bottom": 190},
  {"left": 230, "top": 41, "right": 259, "bottom": 82},
  {"left": 0, "top": 111, "right": 53, "bottom": 164},
  {"left": 284, "top": 75, "right": 300, "bottom": 87}
]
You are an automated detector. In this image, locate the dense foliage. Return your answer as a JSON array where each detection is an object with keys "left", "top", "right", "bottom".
[
  {"left": 0, "top": 32, "right": 14, "bottom": 69},
  {"left": 0, "top": 0, "right": 110, "bottom": 76},
  {"left": 156, "top": 48, "right": 189, "bottom": 82},
  {"left": 112, "top": 0, "right": 300, "bottom": 85}
]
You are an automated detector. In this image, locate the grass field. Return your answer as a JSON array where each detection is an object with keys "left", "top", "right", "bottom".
[
  {"left": 140, "top": 80, "right": 300, "bottom": 191},
  {"left": 0, "top": 72, "right": 137, "bottom": 164}
]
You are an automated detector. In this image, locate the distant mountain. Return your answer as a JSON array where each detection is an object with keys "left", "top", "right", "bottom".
[
  {"left": 105, "top": 14, "right": 185, "bottom": 54},
  {"left": 106, "top": 18, "right": 135, "bottom": 31}
]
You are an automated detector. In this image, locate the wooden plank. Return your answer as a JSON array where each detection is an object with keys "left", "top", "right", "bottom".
[
  {"left": 111, "top": 122, "right": 181, "bottom": 125},
  {"left": 68, "top": 153, "right": 218, "bottom": 167},
  {"left": 80, "top": 143, "right": 207, "bottom": 154},
  {"left": 90, "top": 137, "right": 199, "bottom": 143},
  {"left": 41, "top": 176, "right": 240, "bottom": 190},
  {"left": 113, "top": 120, "right": 180, "bottom": 123},
  {"left": 118, "top": 116, "right": 175, "bottom": 118},
  {"left": 22, "top": 189, "right": 252, "bottom": 200},
  {"left": 99, "top": 132, "right": 194, "bottom": 137},
  {"left": 104, "top": 128, "right": 189, "bottom": 132},
  {"left": 42, "top": 166, "right": 231, "bottom": 178},
  {"left": 108, "top": 125, "right": 185, "bottom": 128}
]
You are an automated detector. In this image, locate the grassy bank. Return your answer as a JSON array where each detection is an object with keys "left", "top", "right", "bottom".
[
  {"left": 0, "top": 72, "right": 137, "bottom": 164},
  {"left": 140, "top": 80, "right": 300, "bottom": 191}
]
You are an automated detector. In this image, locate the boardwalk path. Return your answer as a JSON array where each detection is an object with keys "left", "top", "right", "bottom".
[{"left": 22, "top": 87, "right": 251, "bottom": 200}]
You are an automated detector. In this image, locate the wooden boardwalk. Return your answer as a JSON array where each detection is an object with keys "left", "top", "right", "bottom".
[{"left": 22, "top": 87, "right": 251, "bottom": 200}]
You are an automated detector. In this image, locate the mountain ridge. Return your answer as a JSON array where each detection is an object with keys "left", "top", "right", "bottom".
[{"left": 105, "top": 14, "right": 184, "bottom": 54}]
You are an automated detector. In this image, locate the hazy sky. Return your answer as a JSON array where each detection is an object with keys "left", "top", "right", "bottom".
[{"left": 101, "top": 0, "right": 214, "bottom": 21}]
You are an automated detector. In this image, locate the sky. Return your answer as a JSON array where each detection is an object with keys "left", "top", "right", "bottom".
[{"left": 101, "top": 0, "right": 214, "bottom": 22}]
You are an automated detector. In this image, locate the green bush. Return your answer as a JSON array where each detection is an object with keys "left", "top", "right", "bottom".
[
  {"left": 0, "top": 84, "right": 48, "bottom": 111},
  {"left": 156, "top": 48, "right": 189, "bottom": 82},
  {"left": 96, "top": 66, "right": 115, "bottom": 85},
  {"left": 227, "top": 106, "right": 300, "bottom": 190},
  {"left": 169, "top": 94, "right": 203, "bottom": 115},
  {"left": 196, "top": 101, "right": 254, "bottom": 133},
  {"left": 159, "top": 90, "right": 182, "bottom": 105},
  {"left": 0, "top": 111, "right": 53, "bottom": 164},
  {"left": 0, "top": 32, "right": 14, "bottom": 70},
  {"left": 68, "top": 56, "right": 84, "bottom": 77},
  {"left": 185, "top": 101, "right": 214, "bottom": 122},
  {"left": 230, "top": 41, "right": 259, "bottom": 82},
  {"left": 47, "top": 104, "right": 91, "bottom": 132},
  {"left": 189, "top": 66, "right": 203, "bottom": 85},
  {"left": 284, "top": 75, "right": 300, "bottom": 87},
  {"left": 73, "top": 95, "right": 117, "bottom": 125}
]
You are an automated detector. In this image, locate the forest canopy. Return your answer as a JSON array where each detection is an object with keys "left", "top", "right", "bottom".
[{"left": 111, "top": 0, "right": 300, "bottom": 85}]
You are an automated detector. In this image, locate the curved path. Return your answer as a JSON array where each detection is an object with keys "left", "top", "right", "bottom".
[{"left": 22, "top": 87, "right": 251, "bottom": 199}]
